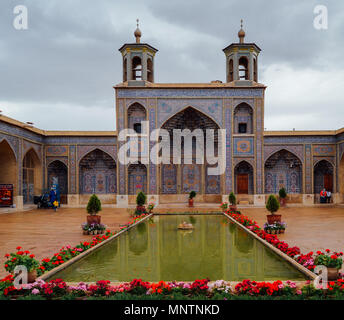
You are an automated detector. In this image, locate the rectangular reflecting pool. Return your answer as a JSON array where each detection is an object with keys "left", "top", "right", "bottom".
[{"left": 50, "top": 215, "right": 308, "bottom": 282}]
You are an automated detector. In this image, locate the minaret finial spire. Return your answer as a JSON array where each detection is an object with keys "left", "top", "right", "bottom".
[
  {"left": 238, "top": 19, "right": 245, "bottom": 44},
  {"left": 134, "top": 18, "right": 142, "bottom": 44}
]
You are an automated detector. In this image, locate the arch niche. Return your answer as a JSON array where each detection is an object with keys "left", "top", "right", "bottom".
[
  {"left": 264, "top": 149, "right": 302, "bottom": 194},
  {"left": 340, "top": 153, "right": 344, "bottom": 202},
  {"left": 47, "top": 160, "right": 68, "bottom": 204},
  {"left": 313, "top": 160, "right": 334, "bottom": 194},
  {"left": 234, "top": 161, "right": 254, "bottom": 194},
  {"left": 160, "top": 106, "right": 221, "bottom": 195},
  {"left": 79, "top": 149, "right": 117, "bottom": 194},
  {"left": 22, "top": 149, "right": 42, "bottom": 203},
  {"left": 0, "top": 140, "right": 17, "bottom": 204}
]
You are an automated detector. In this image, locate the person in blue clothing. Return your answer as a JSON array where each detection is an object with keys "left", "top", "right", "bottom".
[{"left": 49, "top": 187, "right": 56, "bottom": 209}]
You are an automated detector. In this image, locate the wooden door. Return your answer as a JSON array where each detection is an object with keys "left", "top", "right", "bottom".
[
  {"left": 237, "top": 174, "right": 249, "bottom": 194},
  {"left": 324, "top": 174, "right": 333, "bottom": 192}
]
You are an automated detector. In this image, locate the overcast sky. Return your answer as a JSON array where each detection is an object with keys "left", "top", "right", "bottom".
[{"left": 0, "top": 0, "right": 343, "bottom": 131}]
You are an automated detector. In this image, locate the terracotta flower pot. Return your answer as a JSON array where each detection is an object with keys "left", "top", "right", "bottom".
[
  {"left": 267, "top": 214, "right": 281, "bottom": 224},
  {"left": 188, "top": 198, "right": 194, "bottom": 207},
  {"left": 87, "top": 215, "right": 101, "bottom": 224},
  {"left": 28, "top": 270, "right": 37, "bottom": 283},
  {"left": 327, "top": 267, "right": 339, "bottom": 280}
]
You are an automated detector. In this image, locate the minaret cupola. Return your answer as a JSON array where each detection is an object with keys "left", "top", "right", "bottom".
[
  {"left": 223, "top": 20, "right": 261, "bottom": 84},
  {"left": 118, "top": 19, "right": 158, "bottom": 84}
]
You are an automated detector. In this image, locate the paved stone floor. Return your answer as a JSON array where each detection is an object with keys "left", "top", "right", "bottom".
[{"left": 0, "top": 206, "right": 343, "bottom": 278}]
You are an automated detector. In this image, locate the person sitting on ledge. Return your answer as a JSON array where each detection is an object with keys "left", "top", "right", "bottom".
[
  {"left": 326, "top": 190, "right": 332, "bottom": 203},
  {"left": 320, "top": 188, "right": 327, "bottom": 204}
]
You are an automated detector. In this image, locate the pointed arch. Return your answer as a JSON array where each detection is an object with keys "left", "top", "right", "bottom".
[
  {"left": 0, "top": 137, "right": 17, "bottom": 160},
  {"left": 234, "top": 103, "right": 253, "bottom": 134},
  {"left": 0, "top": 139, "right": 17, "bottom": 200},
  {"left": 47, "top": 160, "right": 68, "bottom": 204},
  {"left": 264, "top": 149, "right": 302, "bottom": 194},
  {"left": 127, "top": 103, "right": 147, "bottom": 133},
  {"left": 314, "top": 159, "right": 334, "bottom": 194},
  {"left": 160, "top": 105, "right": 221, "bottom": 130},
  {"left": 77, "top": 146, "right": 116, "bottom": 164},
  {"left": 79, "top": 149, "right": 117, "bottom": 194},
  {"left": 339, "top": 153, "right": 344, "bottom": 201},
  {"left": 234, "top": 160, "right": 254, "bottom": 194},
  {"left": 128, "top": 163, "right": 147, "bottom": 195},
  {"left": 22, "top": 148, "right": 42, "bottom": 203}
]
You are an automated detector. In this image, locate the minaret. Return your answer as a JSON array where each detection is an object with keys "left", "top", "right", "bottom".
[
  {"left": 118, "top": 19, "right": 158, "bottom": 84},
  {"left": 223, "top": 20, "right": 261, "bottom": 83}
]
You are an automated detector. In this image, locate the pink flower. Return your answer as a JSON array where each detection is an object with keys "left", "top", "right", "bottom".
[
  {"left": 31, "top": 288, "right": 40, "bottom": 295},
  {"left": 296, "top": 290, "right": 302, "bottom": 295}
]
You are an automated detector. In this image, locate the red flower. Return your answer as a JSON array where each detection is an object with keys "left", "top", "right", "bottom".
[
  {"left": 29, "top": 254, "right": 35, "bottom": 258},
  {"left": 16, "top": 246, "right": 22, "bottom": 250}
]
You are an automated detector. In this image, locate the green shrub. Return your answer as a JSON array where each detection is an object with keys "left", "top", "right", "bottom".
[
  {"left": 189, "top": 191, "right": 196, "bottom": 199},
  {"left": 228, "top": 192, "right": 236, "bottom": 205},
  {"left": 266, "top": 195, "right": 280, "bottom": 215},
  {"left": 136, "top": 191, "right": 147, "bottom": 206},
  {"left": 86, "top": 194, "right": 102, "bottom": 215},
  {"left": 279, "top": 187, "right": 287, "bottom": 199}
]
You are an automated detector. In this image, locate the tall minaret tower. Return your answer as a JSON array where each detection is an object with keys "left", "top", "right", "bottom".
[
  {"left": 223, "top": 20, "right": 261, "bottom": 84},
  {"left": 118, "top": 19, "right": 158, "bottom": 84}
]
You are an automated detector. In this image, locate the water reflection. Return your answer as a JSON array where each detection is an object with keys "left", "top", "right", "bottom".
[{"left": 53, "top": 215, "right": 307, "bottom": 282}]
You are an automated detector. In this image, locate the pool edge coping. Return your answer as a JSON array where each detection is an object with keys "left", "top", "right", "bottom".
[
  {"left": 38, "top": 213, "right": 154, "bottom": 281},
  {"left": 39, "top": 212, "right": 316, "bottom": 283},
  {"left": 222, "top": 212, "right": 316, "bottom": 280}
]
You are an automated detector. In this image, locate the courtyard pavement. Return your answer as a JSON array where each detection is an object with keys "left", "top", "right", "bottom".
[{"left": 0, "top": 206, "right": 343, "bottom": 278}]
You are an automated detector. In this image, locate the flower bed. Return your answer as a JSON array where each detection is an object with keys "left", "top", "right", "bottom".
[
  {"left": 3, "top": 213, "right": 149, "bottom": 277},
  {"left": 1, "top": 210, "right": 344, "bottom": 300},
  {"left": 1, "top": 277, "right": 344, "bottom": 300},
  {"left": 224, "top": 210, "right": 343, "bottom": 274}
]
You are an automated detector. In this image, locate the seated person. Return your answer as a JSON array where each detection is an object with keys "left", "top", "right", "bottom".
[
  {"left": 320, "top": 189, "right": 327, "bottom": 203},
  {"left": 326, "top": 190, "right": 332, "bottom": 203}
]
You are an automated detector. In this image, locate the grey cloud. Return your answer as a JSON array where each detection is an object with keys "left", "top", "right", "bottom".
[{"left": 0, "top": 0, "right": 343, "bottom": 130}]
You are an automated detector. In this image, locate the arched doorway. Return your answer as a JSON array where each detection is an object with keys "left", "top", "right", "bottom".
[
  {"left": 128, "top": 163, "right": 147, "bottom": 195},
  {"left": 79, "top": 149, "right": 117, "bottom": 194},
  {"left": 160, "top": 106, "right": 221, "bottom": 196},
  {"left": 264, "top": 149, "right": 302, "bottom": 194},
  {"left": 47, "top": 160, "right": 68, "bottom": 204},
  {"left": 0, "top": 140, "right": 17, "bottom": 206},
  {"left": 234, "top": 161, "right": 253, "bottom": 194},
  {"left": 22, "top": 149, "right": 42, "bottom": 204},
  {"left": 314, "top": 160, "right": 334, "bottom": 194},
  {"left": 340, "top": 154, "right": 344, "bottom": 202}
]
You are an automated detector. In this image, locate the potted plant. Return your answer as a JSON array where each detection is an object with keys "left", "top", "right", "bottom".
[
  {"left": 188, "top": 191, "right": 196, "bottom": 207},
  {"left": 81, "top": 223, "right": 89, "bottom": 235},
  {"left": 86, "top": 194, "right": 102, "bottom": 224},
  {"left": 266, "top": 194, "right": 281, "bottom": 224},
  {"left": 314, "top": 251, "right": 343, "bottom": 280},
  {"left": 99, "top": 223, "right": 106, "bottom": 234},
  {"left": 220, "top": 202, "right": 228, "bottom": 212},
  {"left": 147, "top": 202, "right": 155, "bottom": 213},
  {"left": 278, "top": 187, "right": 287, "bottom": 207},
  {"left": 229, "top": 192, "right": 237, "bottom": 211},
  {"left": 135, "top": 191, "right": 147, "bottom": 216},
  {"left": 4, "top": 247, "right": 40, "bottom": 283}
]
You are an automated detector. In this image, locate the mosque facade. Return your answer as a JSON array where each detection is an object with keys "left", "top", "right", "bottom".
[{"left": 0, "top": 23, "right": 343, "bottom": 209}]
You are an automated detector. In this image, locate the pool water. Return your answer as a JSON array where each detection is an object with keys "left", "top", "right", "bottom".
[{"left": 51, "top": 215, "right": 307, "bottom": 282}]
